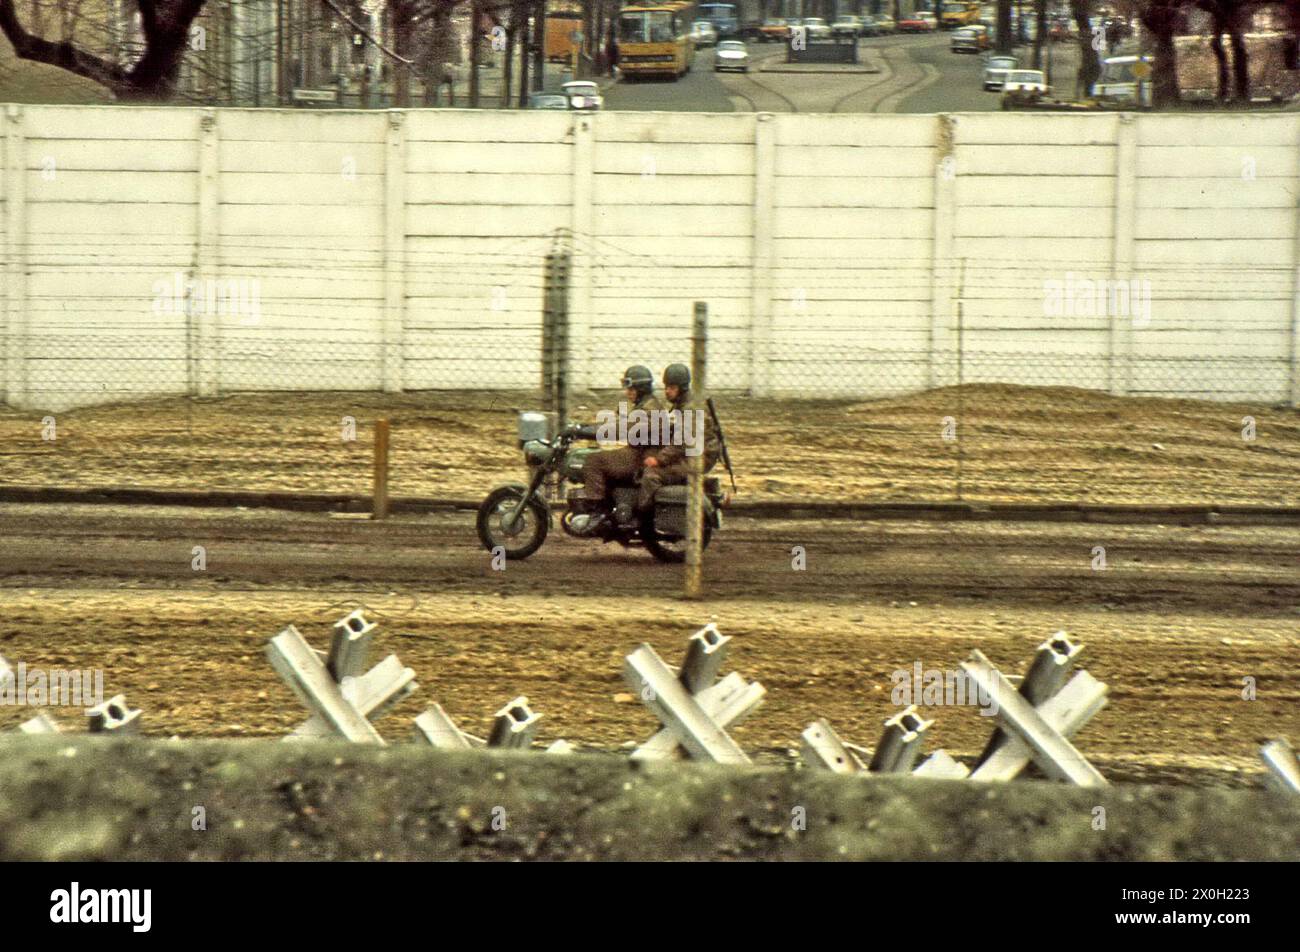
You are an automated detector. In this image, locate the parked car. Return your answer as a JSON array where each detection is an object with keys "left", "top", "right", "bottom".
[
  {"left": 858, "top": 15, "right": 881, "bottom": 36},
  {"left": 900, "top": 11, "right": 937, "bottom": 32},
  {"left": 691, "top": 20, "right": 719, "bottom": 47},
  {"left": 874, "top": 13, "right": 897, "bottom": 32},
  {"left": 527, "top": 92, "right": 570, "bottom": 110},
  {"left": 950, "top": 24, "right": 989, "bottom": 52},
  {"left": 714, "top": 40, "right": 750, "bottom": 71},
  {"left": 562, "top": 80, "right": 602, "bottom": 110},
  {"left": 802, "top": 17, "right": 832, "bottom": 39},
  {"left": 982, "top": 54, "right": 1017, "bottom": 90},
  {"left": 759, "top": 16, "right": 791, "bottom": 41},
  {"left": 832, "top": 15, "right": 863, "bottom": 37}
]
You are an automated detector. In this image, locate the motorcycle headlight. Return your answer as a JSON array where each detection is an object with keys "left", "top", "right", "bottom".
[{"left": 518, "top": 411, "right": 549, "bottom": 445}]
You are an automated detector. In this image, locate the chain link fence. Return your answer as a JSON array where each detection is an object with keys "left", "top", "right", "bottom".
[
  {"left": 2, "top": 235, "right": 1299, "bottom": 508},
  {"left": 2, "top": 353, "right": 1297, "bottom": 508}
]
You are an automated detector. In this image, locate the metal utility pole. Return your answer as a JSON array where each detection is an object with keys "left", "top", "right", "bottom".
[{"left": 684, "top": 302, "right": 708, "bottom": 599}]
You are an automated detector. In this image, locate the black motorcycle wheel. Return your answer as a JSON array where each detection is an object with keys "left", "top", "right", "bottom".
[
  {"left": 477, "top": 487, "right": 549, "bottom": 560},
  {"left": 640, "top": 507, "right": 713, "bottom": 564}
]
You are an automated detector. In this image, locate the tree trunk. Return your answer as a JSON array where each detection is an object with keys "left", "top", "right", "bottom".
[
  {"left": 1282, "top": 0, "right": 1300, "bottom": 69},
  {"left": 533, "top": 0, "right": 545, "bottom": 91},
  {"left": 1070, "top": 0, "right": 1099, "bottom": 95},
  {"left": 518, "top": 2, "right": 531, "bottom": 103},
  {"left": 393, "top": 0, "right": 413, "bottom": 107},
  {"left": 0, "top": 0, "right": 207, "bottom": 99},
  {"left": 996, "top": 0, "right": 1012, "bottom": 54},
  {"left": 1140, "top": 1, "right": 1181, "bottom": 107},
  {"left": 470, "top": 0, "right": 481, "bottom": 105},
  {"left": 1209, "top": 29, "right": 1228, "bottom": 100},
  {"left": 501, "top": 15, "right": 516, "bottom": 106},
  {"left": 1032, "top": 0, "right": 1046, "bottom": 68},
  {"left": 1228, "top": 7, "right": 1250, "bottom": 102},
  {"left": 580, "top": 0, "right": 594, "bottom": 78}
]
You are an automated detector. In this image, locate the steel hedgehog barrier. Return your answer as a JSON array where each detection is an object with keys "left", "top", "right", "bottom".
[
  {"left": 5, "top": 612, "right": 1298, "bottom": 793},
  {"left": 0, "top": 654, "right": 139, "bottom": 735}
]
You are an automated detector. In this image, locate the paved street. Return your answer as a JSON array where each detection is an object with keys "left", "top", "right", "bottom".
[{"left": 603, "top": 32, "right": 1082, "bottom": 114}]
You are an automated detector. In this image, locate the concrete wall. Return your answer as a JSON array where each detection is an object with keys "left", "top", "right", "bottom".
[
  {"left": 2, "top": 103, "right": 1298, "bottom": 411},
  {"left": 3, "top": 736, "right": 1298, "bottom": 860}
]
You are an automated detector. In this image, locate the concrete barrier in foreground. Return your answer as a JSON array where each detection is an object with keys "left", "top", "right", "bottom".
[{"left": 1, "top": 736, "right": 1297, "bottom": 861}]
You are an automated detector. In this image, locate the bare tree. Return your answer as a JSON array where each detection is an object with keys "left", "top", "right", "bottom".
[
  {"left": 1194, "top": 0, "right": 1252, "bottom": 102},
  {"left": 1032, "top": 0, "right": 1046, "bottom": 68},
  {"left": 1070, "top": 0, "right": 1100, "bottom": 96},
  {"left": 1137, "top": 0, "right": 1183, "bottom": 106},
  {"left": 1, "top": 0, "right": 206, "bottom": 99}
]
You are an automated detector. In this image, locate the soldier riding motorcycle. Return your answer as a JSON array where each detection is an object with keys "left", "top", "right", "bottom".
[
  {"left": 475, "top": 365, "right": 736, "bottom": 563},
  {"left": 637, "top": 363, "right": 721, "bottom": 511}
]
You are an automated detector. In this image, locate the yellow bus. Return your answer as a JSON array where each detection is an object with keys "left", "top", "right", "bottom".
[
  {"left": 546, "top": 10, "right": 583, "bottom": 64},
  {"left": 618, "top": 1, "right": 697, "bottom": 79}
]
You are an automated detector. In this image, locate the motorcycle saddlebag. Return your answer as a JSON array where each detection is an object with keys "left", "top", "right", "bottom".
[{"left": 650, "top": 485, "right": 716, "bottom": 535}]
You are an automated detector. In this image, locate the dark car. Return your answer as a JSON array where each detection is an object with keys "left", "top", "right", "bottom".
[{"left": 527, "top": 92, "right": 570, "bottom": 110}]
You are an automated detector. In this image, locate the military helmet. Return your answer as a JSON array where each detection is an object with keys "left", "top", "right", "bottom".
[
  {"left": 621, "top": 365, "right": 654, "bottom": 395},
  {"left": 663, "top": 363, "right": 691, "bottom": 390}
]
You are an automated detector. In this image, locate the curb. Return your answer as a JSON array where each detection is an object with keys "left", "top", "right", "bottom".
[
  {"left": 758, "top": 64, "right": 881, "bottom": 74},
  {"left": 2, "top": 485, "right": 1300, "bottom": 525}
]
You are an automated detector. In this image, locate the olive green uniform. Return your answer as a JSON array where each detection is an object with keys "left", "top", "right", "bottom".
[
  {"left": 636, "top": 391, "right": 720, "bottom": 510},
  {"left": 581, "top": 391, "right": 665, "bottom": 504}
]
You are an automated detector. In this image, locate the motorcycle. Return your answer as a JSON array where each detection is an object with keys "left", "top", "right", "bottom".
[{"left": 476, "top": 408, "right": 735, "bottom": 563}]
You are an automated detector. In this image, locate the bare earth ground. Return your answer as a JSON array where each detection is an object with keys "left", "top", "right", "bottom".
[
  {"left": 3, "top": 385, "right": 1300, "bottom": 505},
  {"left": 1, "top": 505, "right": 1297, "bottom": 788}
]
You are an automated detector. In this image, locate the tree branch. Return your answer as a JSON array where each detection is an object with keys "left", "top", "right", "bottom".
[
  {"left": 320, "top": 0, "right": 415, "bottom": 64},
  {"left": 0, "top": 0, "right": 129, "bottom": 90}
]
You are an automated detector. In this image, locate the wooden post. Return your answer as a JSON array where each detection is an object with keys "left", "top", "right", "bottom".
[
  {"left": 541, "top": 241, "right": 571, "bottom": 423},
  {"left": 1110, "top": 114, "right": 1138, "bottom": 397},
  {"left": 685, "top": 303, "right": 708, "bottom": 599},
  {"left": 1289, "top": 121, "right": 1300, "bottom": 408},
  {"left": 373, "top": 418, "right": 391, "bottom": 519}
]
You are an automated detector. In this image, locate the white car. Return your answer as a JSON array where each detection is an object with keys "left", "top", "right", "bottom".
[
  {"left": 713, "top": 40, "right": 750, "bottom": 72},
  {"left": 692, "top": 21, "right": 719, "bottom": 47},
  {"left": 982, "top": 54, "right": 1017, "bottom": 90},
  {"left": 1001, "top": 69, "right": 1048, "bottom": 95},
  {"left": 802, "top": 17, "right": 832, "bottom": 39},
  {"left": 562, "top": 81, "right": 603, "bottom": 111}
]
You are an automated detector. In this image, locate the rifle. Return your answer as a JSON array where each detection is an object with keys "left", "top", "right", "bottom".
[{"left": 705, "top": 397, "right": 737, "bottom": 495}]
